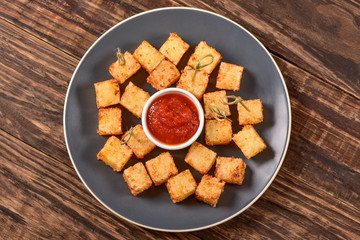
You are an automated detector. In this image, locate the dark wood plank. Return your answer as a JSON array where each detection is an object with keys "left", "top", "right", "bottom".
[
  {"left": 0, "top": 129, "right": 200, "bottom": 239},
  {"left": 173, "top": 0, "right": 360, "bottom": 98},
  {"left": 1, "top": 129, "right": 358, "bottom": 239},
  {"left": 1, "top": 0, "right": 358, "bottom": 97},
  {"left": 193, "top": 171, "right": 360, "bottom": 240},
  {"left": 0, "top": 18, "right": 359, "bottom": 210}
]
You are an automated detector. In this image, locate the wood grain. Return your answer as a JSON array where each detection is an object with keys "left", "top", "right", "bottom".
[
  {"left": 1, "top": 129, "right": 359, "bottom": 239},
  {"left": 1, "top": 0, "right": 358, "bottom": 98},
  {"left": 0, "top": 17, "right": 359, "bottom": 210}
]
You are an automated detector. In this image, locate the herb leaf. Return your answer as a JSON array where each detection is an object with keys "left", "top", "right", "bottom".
[
  {"left": 220, "top": 95, "right": 250, "bottom": 112},
  {"left": 191, "top": 54, "right": 214, "bottom": 81},
  {"left": 116, "top": 48, "right": 126, "bottom": 66},
  {"left": 120, "top": 126, "right": 139, "bottom": 145},
  {"left": 209, "top": 102, "right": 232, "bottom": 122}
]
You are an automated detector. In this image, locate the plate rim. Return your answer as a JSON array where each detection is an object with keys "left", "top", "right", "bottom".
[{"left": 63, "top": 6, "right": 292, "bottom": 232}]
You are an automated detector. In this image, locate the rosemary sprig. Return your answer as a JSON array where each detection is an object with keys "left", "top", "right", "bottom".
[
  {"left": 116, "top": 48, "right": 126, "bottom": 66},
  {"left": 191, "top": 54, "right": 214, "bottom": 82},
  {"left": 209, "top": 102, "right": 232, "bottom": 122},
  {"left": 220, "top": 96, "right": 250, "bottom": 112},
  {"left": 120, "top": 126, "right": 139, "bottom": 145}
]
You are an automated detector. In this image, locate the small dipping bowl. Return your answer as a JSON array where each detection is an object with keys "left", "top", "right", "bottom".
[{"left": 142, "top": 88, "right": 204, "bottom": 150}]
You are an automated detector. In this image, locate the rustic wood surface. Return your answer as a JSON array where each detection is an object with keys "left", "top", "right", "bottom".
[{"left": 0, "top": 0, "right": 359, "bottom": 239}]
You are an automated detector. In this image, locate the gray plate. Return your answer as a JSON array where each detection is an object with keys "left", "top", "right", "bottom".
[{"left": 64, "top": 7, "right": 291, "bottom": 232}]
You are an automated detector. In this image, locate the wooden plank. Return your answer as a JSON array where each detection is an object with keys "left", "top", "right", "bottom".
[
  {"left": 0, "top": 18, "right": 359, "bottom": 209},
  {"left": 0, "top": 129, "right": 200, "bottom": 239},
  {"left": 1, "top": 129, "right": 359, "bottom": 239},
  {"left": 193, "top": 171, "right": 360, "bottom": 240},
  {"left": 1, "top": 0, "right": 358, "bottom": 97}
]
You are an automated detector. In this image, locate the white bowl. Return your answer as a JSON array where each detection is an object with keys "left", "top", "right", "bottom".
[{"left": 141, "top": 88, "right": 204, "bottom": 150}]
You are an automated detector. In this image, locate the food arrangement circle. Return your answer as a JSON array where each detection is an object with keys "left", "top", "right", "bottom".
[{"left": 64, "top": 7, "right": 291, "bottom": 231}]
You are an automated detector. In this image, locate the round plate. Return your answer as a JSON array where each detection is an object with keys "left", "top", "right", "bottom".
[{"left": 64, "top": 7, "right": 291, "bottom": 232}]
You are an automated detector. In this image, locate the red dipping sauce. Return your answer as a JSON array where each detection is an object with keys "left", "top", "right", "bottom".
[{"left": 146, "top": 93, "right": 200, "bottom": 145}]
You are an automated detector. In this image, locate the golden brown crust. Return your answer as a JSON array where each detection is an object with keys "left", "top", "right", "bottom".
[
  {"left": 184, "top": 142, "right": 217, "bottom": 174},
  {"left": 195, "top": 175, "right": 225, "bottom": 207},
  {"left": 187, "top": 41, "right": 222, "bottom": 75},
  {"left": 125, "top": 124, "right": 156, "bottom": 159},
  {"left": 159, "top": 33, "right": 190, "bottom": 66},
  {"left": 123, "top": 162, "right": 153, "bottom": 196},
  {"left": 165, "top": 169, "right": 197, "bottom": 203},
  {"left": 94, "top": 79, "right": 120, "bottom": 108},
  {"left": 133, "top": 41, "right": 165, "bottom": 73},
  {"left": 205, "top": 119, "right": 233, "bottom": 146},
  {"left": 237, "top": 99, "right": 264, "bottom": 125},
  {"left": 109, "top": 51, "right": 141, "bottom": 84},
  {"left": 176, "top": 66, "right": 210, "bottom": 100},
  {"left": 97, "top": 107, "right": 123, "bottom": 135},
  {"left": 214, "top": 157, "right": 246, "bottom": 185},
  {"left": 233, "top": 125, "right": 267, "bottom": 159},
  {"left": 120, "top": 82, "right": 150, "bottom": 118},
  {"left": 147, "top": 59, "right": 180, "bottom": 90},
  {"left": 216, "top": 62, "right": 244, "bottom": 91},
  {"left": 203, "top": 90, "right": 231, "bottom": 119},
  {"left": 145, "top": 152, "right": 178, "bottom": 186}
]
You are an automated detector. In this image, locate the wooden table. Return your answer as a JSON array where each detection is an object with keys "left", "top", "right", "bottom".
[{"left": 1, "top": 1, "right": 359, "bottom": 239}]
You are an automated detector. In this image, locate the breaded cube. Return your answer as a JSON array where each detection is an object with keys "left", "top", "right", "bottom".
[
  {"left": 216, "top": 62, "right": 244, "bottom": 91},
  {"left": 123, "top": 162, "right": 152, "bottom": 196},
  {"left": 147, "top": 59, "right": 180, "bottom": 90},
  {"left": 233, "top": 125, "right": 267, "bottom": 159},
  {"left": 124, "top": 124, "right": 156, "bottom": 159},
  {"left": 237, "top": 99, "right": 263, "bottom": 125},
  {"left": 215, "top": 157, "right": 246, "bottom": 185},
  {"left": 187, "top": 41, "right": 222, "bottom": 75},
  {"left": 195, "top": 175, "right": 225, "bottom": 207},
  {"left": 133, "top": 40, "right": 165, "bottom": 73},
  {"left": 109, "top": 51, "right": 141, "bottom": 84},
  {"left": 185, "top": 142, "right": 217, "bottom": 174},
  {"left": 145, "top": 152, "right": 178, "bottom": 186},
  {"left": 159, "top": 33, "right": 190, "bottom": 66},
  {"left": 120, "top": 82, "right": 150, "bottom": 118},
  {"left": 176, "top": 66, "right": 210, "bottom": 100},
  {"left": 97, "top": 107, "right": 122, "bottom": 135},
  {"left": 97, "top": 136, "right": 133, "bottom": 172},
  {"left": 94, "top": 79, "right": 120, "bottom": 108},
  {"left": 166, "top": 169, "right": 197, "bottom": 203},
  {"left": 205, "top": 120, "right": 232, "bottom": 145},
  {"left": 203, "top": 90, "right": 231, "bottom": 120}
]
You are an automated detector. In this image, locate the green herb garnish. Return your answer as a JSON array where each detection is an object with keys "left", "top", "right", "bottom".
[
  {"left": 116, "top": 48, "right": 126, "bottom": 66},
  {"left": 191, "top": 54, "right": 214, "bottom": 81},
  {"left": 120, "top": 126, "right": 138, "bottom": 145},
  {"left": 220, "top": 95, "right": 250, "bottom": 112},
  {"left": 209, "top": 102, "right": 232, "bottom": 122}
]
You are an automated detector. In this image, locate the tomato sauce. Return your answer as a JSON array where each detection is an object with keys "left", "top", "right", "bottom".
[{"left": 146, "top": 93, "right": 200, "bottom": 145}]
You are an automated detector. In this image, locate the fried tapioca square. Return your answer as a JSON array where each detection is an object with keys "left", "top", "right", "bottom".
[
  {"left": 145, "top": 152, "right": 178, "bottom": 186},
  {"left": 195, "top": 175, "right": 225, "bottom": 207},
  {"left": 187, "top": 41, "right": 222, "bottom": 75},
  {"left": 216, "top": 62, "right": 244, "bottom": 91},
  {"left": 205, "top": 119, "right": 232, "bottom": 146},
  {"left": 124, "top": 124, "right": 156, "bottom": 159},
  {"left": 123, "top": 162, "right": 153, "bottom": 196},
  {"left": 120, "top": 82, "right": 150, "bottom": 118},
  {"left": 166, "top": 169, "right": 197, "bottom": 203},
  {"left": 94, "top": 79, "right": 120, "bottom": 108},
  {"left": 159, "top": 33, "right": 190, "bottom": 66},
  {"left": 133, "top": 40, "right": 165, "bottom": 73},
  {"left": 185, "top": 142, "right": 217, "bottom": 174},
  {"left": 214, "top": 156, "right": 246, "bottom": 185},
  {"left": 147, "top": 59, "right": 180, "bottom": 90},
  {"left": 97, "top": 136, "right": 133, "bottom": 172},
  {"left": 109, "top": 51, "right": 141, "bottom": 84},
  {"left": 176, "top": 66, "right": 210, "bottom": 100},
  {"left": 233, "top": 125, "right": 267, "bottom": 159},
  {"left": 237, "top": 99, "right": 263, "bottom": 125},
  {"left": 203, "top": 90, "right": 231, "bottom": 120},
  {"left": 97, "top": 107, "right": 122, "bottom": 135}
]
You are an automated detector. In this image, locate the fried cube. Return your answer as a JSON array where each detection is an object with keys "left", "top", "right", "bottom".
[
  {"left": 216, "top": 62, "right": 244, "bottom": 91},
  {"left": 133, "top": 40, "right": 165, "bottom": 73},
  {"left": 120, "top": 82, "right": 150, "bottom": 118},
  {"left": 203, "top": 90, "right": 231, "bottom": 120},
  {"left": 176, "top": 66, "right": 210, "bottom": 100},
  {"left": 195, "top": 175, "right": 225, "bottom": 207},
  {"left": 97, "top": 107, "right": 122, "bottom": 135},
  {"left": 123, "top": 162, "right": 153, "bottom": 196},
  {"left": 205, "top": 120, "right": 232, "bottom": 145},
  {"left": 187, "top": 41, "right": 222, "bottom": 75},
  {"left": 185, "top": 142, "right": 217, "bottom": 174},
  {"left": 94, "top": 79, "right": 120, "bottom": 108},
  {"left": 166, "top": 169, "right": 197, "bottom": 203},
  {"left": 233, "top": 125, "right": 267, "bottom": 159},
  {"left": 237, "top": 99, "right": 263, "bottom": 125},
  {"left": 109, "top": 51, "right": 141, "bottom": 84},
  {"left": 97, "top": 136, "right": 133, "bottom": 172},
  {"left": 147, "top": 59, "right": 180, "bottom": 90},
  {"left": 215, "top": 156, "right": 246, "bottom": 185},
  {"left": 159, "top": 33, "right": 190, "bottom": 66},
  {"left": 145, "top": 152, "right": 178, "bottom": 186},
  {"left": 124, "top": 124, "right": 156, "bottom": 159}
]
